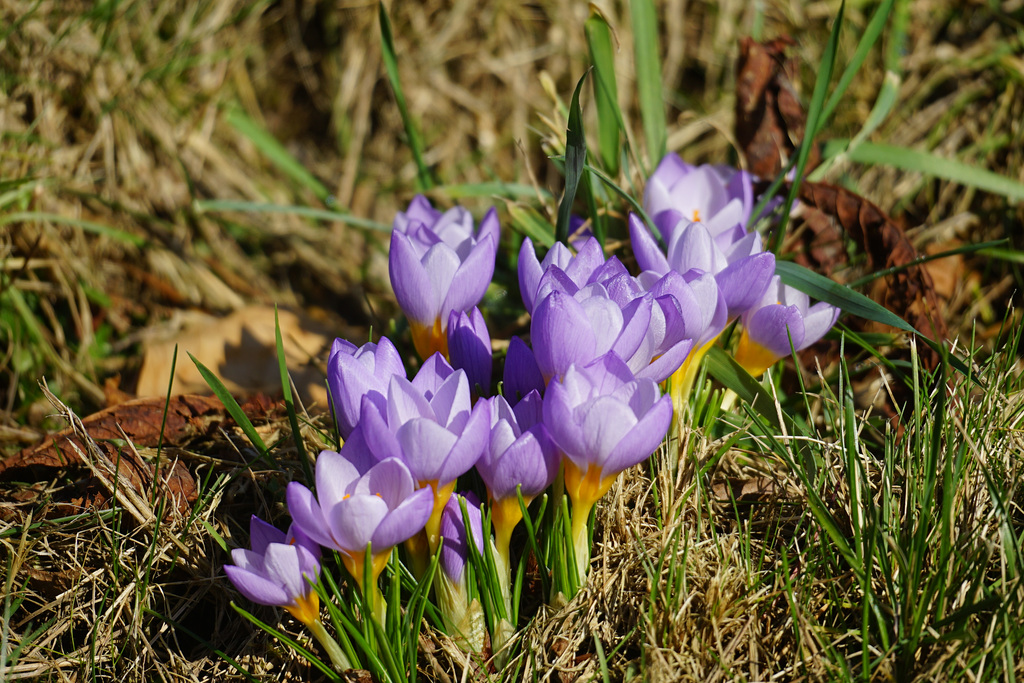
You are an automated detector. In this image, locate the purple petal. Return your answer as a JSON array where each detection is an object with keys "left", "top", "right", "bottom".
[
  {"left": 248, "top": 516, "right": 286, "bottom": 555},
  {"left": 798, "top": 302, "right": 840, "bottom": 350},
  {"left": 604, "top": 394, "right": 673, "bottom": 475},
  {"left": 372, "top": 485, "right": 435, "bottom": 551},
  {"left": 716, "top": 251, "right": 775, "bottom": 320},
  {"left": 389, "top": 230, "right": 436, "bottom": 326},
  {"left": 396, "top": 419, "right": 459, "bottom": 483},
  {"left": 224, "top": 565, "right": 290, "bottom": 607},
  {"left": 531, "top": 291, "right": 597, "bottom": 381},
  {"left": 442, "top": 233, "right": 497, "bottom": 317},
  {"left": 503, "top": 336, "right": 545, "bottom": 403},
  {"left": 329, "top": 494, "right": 389, "bottom": 554},
  {"left": 518, "top": 238, "right": 544, "bottom": 313},
  {"left": 628, "top": 213, "right": 670, "bottom": 275},
  {"left": 314, "top": 449, "right": 362, "bottom": 512},
  {"left": 285, "top": 482, "right": 336, "bottom": 549}
]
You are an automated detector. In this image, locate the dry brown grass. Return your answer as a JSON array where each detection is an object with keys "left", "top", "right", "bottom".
[{"left": 3, "top": 0, "right": 1024, "bottom": 680}]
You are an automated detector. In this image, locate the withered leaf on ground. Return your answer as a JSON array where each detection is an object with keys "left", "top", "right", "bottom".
[
  {"left": 735, "top": 36, "right": 820, "bottom": 179},
  {"left": 0, "top": 393, "right": 279, "bottom": 517}
]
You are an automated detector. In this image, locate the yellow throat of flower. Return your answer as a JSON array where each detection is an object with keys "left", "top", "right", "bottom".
[
  {"left": 410, "top": 317, "right": 449, "bottom": 361},
  {"left": 733, "top": 329, "right": 780, "bottom": 378}
]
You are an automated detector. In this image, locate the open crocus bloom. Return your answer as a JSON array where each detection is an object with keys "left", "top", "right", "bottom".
[
  {"left": 643, "top": 153, "right": 754, "bottom": 240},
  {"left": 735, "top": 276, "right": 841, "bottom": 376},
  {"left": 358, "top": 366, "right": 489, "bottom": 551},
  {"left": 542, "top": 353, "right": 672, "bottom": 584},
  {"left": 389, "top": 195, "right": 499, "bottom": 360},
  {"left": 327, "top": 336, "right": 406, "bottom": 439},
  {"left": 224, "top": 516, "right": 323, "bottom": 626},
  {"left": 629, "top": 212, "right": 775, "bottom": 321},
  {"left": 286, "top": 453, "right": 433, "bottom": 595}
]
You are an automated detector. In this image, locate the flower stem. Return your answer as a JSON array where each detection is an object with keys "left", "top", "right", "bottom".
[{"left": 307, "top": 617, "right": 352, "bottom": 672}]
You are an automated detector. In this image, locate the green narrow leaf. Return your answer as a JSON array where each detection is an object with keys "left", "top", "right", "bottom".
[
  {"left": 771, "top": 1, "right": 845, "bottom": 254},
  {"left": 585, "top": 6, "right": 620, "bottom": 175},
  {"left": 275, "top": 307, "right": 313, "bottom": 486},
  {"left": 630, "top": 0, "right": 666, "bottom": 168},
  {"left": 431, "top": 182, "right": 553, "bottom": 201},
  {"left": 0, "top": 211, "right": 146, "bottom": 246},
  {"left": 378, "top": 2, "right": 433, "bottom": 191},
  {"left": 819, "top": 0, "right": 894, "bottom": 127},
  {"left": 194, "top": 199, "right": 391, "bottom": 232},
  {"left": 774, "top": 260, "right": 916, "bottom": 335},
  {"left": 188, "top": 353, "right": 270, "bottom": 458},
  {"left": 555, "top": 71, "right": 589, "bottom": 245},
  {"left": 224, "top": 108, "right": 331, "bottom": 202},
  {"left": 845, "top": 142, "right": 1024, "bottom": 203},
  {"left": 506, "top": 202, "right": 555, "bottom": 247}
]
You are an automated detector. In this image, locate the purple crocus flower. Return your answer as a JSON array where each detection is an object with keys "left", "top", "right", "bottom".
[
  {"left": 389, "top": 195, "right": 499, "bottom": 360},
  {"left": 224, "top": 516, "right": 322, "bottom": 626},
  {"left": 543, "top": 354, "right": 673, "bottom": 512},
  {"left": 447, "top": 308, "right": 492, "bottom": 395},
  {"left": 503, "top": 336, "right": 545, "bottom": 403},
  {"left": 734, "top": 276, "right": 841, "bottom": 376},
  {"left": 629, "top": 212, "right": 775, "bottom": 321},
  {"left": 286, "top": 452, "right": 434, "bottom": 593},
  {"left": 436, "top": 492, "right": 487, "bottom": 653},
  {"left": 357, "top": 368, "right": 490, "bottom": 551},
  {"left": 439, "top": 492, "right": 485, "bottom": 585},
  {"left": 644, "top": 154, "right": 753, "bottom": 242},
  {"left": 327, "top": 336, "right": 406, "bottom": 439},
  {"left": 477, "top": 391, "right": 558, "bottom": 557},
  {"left": 518, "top": 236, "right": 606, "bottom": 314},
  {"left": 542, "top": 353, "right": 673, "bottom": 584}
]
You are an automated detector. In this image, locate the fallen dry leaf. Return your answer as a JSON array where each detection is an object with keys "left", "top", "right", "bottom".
[{"left": 136, "top": 305, "right": 346, "bottom": 409}]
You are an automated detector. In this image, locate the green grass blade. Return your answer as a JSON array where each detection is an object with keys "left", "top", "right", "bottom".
[
  {"left": 275, "top": 306, "right": 313, "bottom": 486},
  {"left": 820, "top": 0, "right": 893, "bottom": 127},
  {"left": 771, "top": 1, "right": 844, "bottom": 254},
  {"left": 0, "top": 211, "right": 146, "bottom": 246},
  {"left": 194, "top": 199, "right": 391, "bottom": 232},
  {"left": 555, "top": 71, "right": 589, "bottom": 245},
  {"left": 188, "top": 352, "right": 270, "bottom": 458},
  {"left": 231, "top": 604, "right": 342, "bottom": 681},
  {"left": 774, "top": 260, "right": 916, "bottom": 335},
  {"left": 431, "top": 182, "right": 552, "bottom": 201},
  {"left": 630, "top": 0, "right": 666, "bottom": 169},
  {"left": 224, "top": 108, "right": 331, "bottom": 202},
  {"left": 378, "top": 2, "right": 433, "bottom": 191},
  {"left": 585, "top": 6, "right": 620, "bottom": 176},
  {"left": 506, "top": 202, "right": 555, "bottom": 247},
  {"left": 845, "top": 142, "right": 1024, "bottom": 203}
]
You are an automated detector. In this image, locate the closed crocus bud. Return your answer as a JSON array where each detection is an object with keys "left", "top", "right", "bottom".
[
  {"left": 543, "top": 353, "right": 673, "bottom": 585},
  {"left": 224, "top": 516, "right": 323, "bottom": 626},
  {"left": 643, "top": 153, "right": 753, "bottom": 241},
  {"left": 503, "top": 336, "right": 545, "bottom": 403},
  {"left": 389, "top": 195, "right": 499, "bottom": 360},
  {"left": 477, "top": 391, "right": 558, "bottom": 564},
  {"left": 327, "top": 336, "right": 406, "bottom": 439},
  {"left": 286, "top": 453, "right": 434, "bottom": 604},
  {"left": 447, "top": 308, "right": 492, "bottom": 395},
  {"left": 734, "top": 276, "right": 841, "bottom": 376},
  {"left": 518, "top": 236, "right": 606, "bottom": 314},
  {"left": 436, "top": 492, "right": 487, "bottom": 653}
]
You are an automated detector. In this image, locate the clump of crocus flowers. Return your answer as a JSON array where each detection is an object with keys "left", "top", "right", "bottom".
[{"left": 225, "top": 157, "right": 840, "bottom": 672}]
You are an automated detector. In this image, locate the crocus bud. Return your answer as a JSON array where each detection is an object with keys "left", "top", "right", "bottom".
[
  {"left": 389, "top": 196, "right": 499, "bottom": 360},
  {"left": 518, "top": 236, "right": 606, "bottom": 314},
  {"left": 447, "top": 308, "right": 492, "bottom": 395},
  {"left": 503, "top": 336, "right": 544, "bottom": 403},
  {"left": 327, "top": 336, "right": 406, "bottom": 439},
  {"left": 436, "top": 493, "right": 487, "bottom": 653},
  {"left": 734, "top": 276, "right": 841, "bottom": 376},
  {"left": 224, "top": 516, "right": 322, "bottom": 626}
]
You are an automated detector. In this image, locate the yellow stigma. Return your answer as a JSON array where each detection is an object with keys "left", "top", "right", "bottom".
[
  {"left": 410, "top": 317, "right": 449, "bottom": 361},
  {"left": 692, "top": 209, "right": 701, "bottom": 223},
  {"left": 733, "top": 329, "right": 781, "bottom": 377}
]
